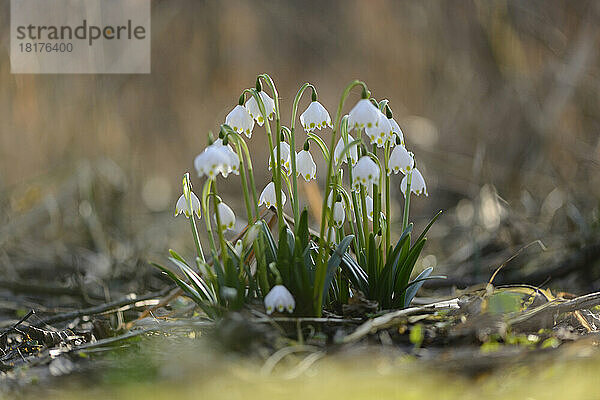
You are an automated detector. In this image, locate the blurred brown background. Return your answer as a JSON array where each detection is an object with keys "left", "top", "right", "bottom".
[{"left": 1, "top": 0, "right": 599, "bottom": 295}]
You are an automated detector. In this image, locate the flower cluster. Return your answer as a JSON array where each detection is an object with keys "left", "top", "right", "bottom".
[{"left": 161, "top": 74, "right": 436, "bottom": 319}]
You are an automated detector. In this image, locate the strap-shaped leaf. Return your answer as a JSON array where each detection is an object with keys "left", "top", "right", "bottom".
[
  {"left": 277, "top": 226, "right": 292, "bottom": 283},
  {"left": 168, "top": 256, "right": 215, "bottom": 303},
  {"left": 403, "top": 267, "right": 432, "bottom": 308},
  {"left": 152, "top": 262, "right": 217, "bottom": 318},
  {"left": 340, "top": 253, "right": 369, "bottom": 294},
  {"left": 393, "top": 238, "right": 427, "bottom": 308},
  {"left": 414, "top": 210, "right": 443, "bottom": 245},
  {"left": 321, "top": 235, "right": 354, "bottom": 302}
]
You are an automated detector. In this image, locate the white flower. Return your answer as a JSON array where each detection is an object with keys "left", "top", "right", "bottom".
[
  {"left": 174, "top": 192, "right": 201, "bottom": 219},
  {"left": 300, "top": 101, "right": 331, "bottom": 132},
  {"left": 333, "top": 201, "right": 345, "bottom": 227},
  {"left": 365, "top": 110, "right": 393, "bottom": 147},
  {"left": 334, "top": 135, "right": 358, "bottom": 165},
  {"left": 348, "top": 99, "right": 380, "bottom": 131},
  {"left": 215, "top": 202, "right": 236, "bottom": 231},
  {"left": 268, "top": 142, "right": 292, "bottom": 174},
  {"left": 211, "top": 139, "right": 240, "bottom": 177},
  {"left": 365, "top": 195, "right": 374, "bottom": 221},
  {"left": 296, "top": 150, "right": 316, "bottom": 181},
  {"left": 388, "top": 145, "right": 414, "bottom": 175},
  {"left": 245, "top": 91, "right": 275, "bottom": 126},
  {"left": 264, "top": 285, "right": 295, "bottom": 314},
  {"left": 389, "top": 117, "right": 404, "bottom": 146},
  {"left": 351, "top": 156, "right": 380, "bottom": 192},
  {"left": 234, "top": 240, "right": 243, "bottom": 258},
  {"left": 194, "top": 145, "right": 231, "bottom": 179},
  {"left": 401, "top": 169, "right": 428, "bottom": 197},
  {"left": 259, "top": 181, "right": 287, "bottom": 209},
  {"left": 225, "top": 105, "right": 254, "bottom": 138},
  {"left": 327, "top": 226, "right": 337, "bottom": 244}
]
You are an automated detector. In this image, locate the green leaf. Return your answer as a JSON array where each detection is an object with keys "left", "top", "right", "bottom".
[
  {"left": 414, "top": 210, "right": 443, "bottom": 245},
  {"left": 277, "top": 226, "right": 292, "bottom": 283},
  {"left": 393, "top": 238, "right": 426, "bottom": 308},
  {"left": 168, "top": 257, "right": 215, "bottom": 303},
  {"left": 152, "top": 262, "right": 217, "bottom": 318},
  {"left": 403, "top": 267, "right": 433, "bottom": 308},
  {"left": 321, "top": 235, "right": 354, "bottom": 302}
]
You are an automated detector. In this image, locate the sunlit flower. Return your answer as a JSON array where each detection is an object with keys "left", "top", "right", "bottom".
[
  {"left": 365, "top": 195, "right": 374, "bottom": 221},
  {"left": 401, "top": 168, "right": 428, "bottom": 197},
  {"left": 300, "top": 101, "right": 331, "bottom": 132},
  {"left": 334, "top": 135, "right": 358, "bottom": 165},
  {"left": 296, "top": 150, "right": 316, "bottom": 181},
  {"left": 215, "top": 202, "right": 236, "bottom": 231},
  {"left": 211, "top": 139, "right": 240, "bottom": 177},
  {"left": 245, "top": 91, "right": 275, "bottom": 126},
  {"left": 389, "top": 117, "right": 404, "bottom": 146},
  {"left": 388, "top": 145, "right": 414, "bottom": 175},
  {"left": 194, "top": 145, "right": 232, "bottom": 179},
  {"left": 264, "top": 284, "right": 295, "bottom": 314},
  {"left": 174, "top": 192, "right": 201, "bottom": 219},
  {"left": 225, "top": 105, "right": 254, "bottom": 138},
  {"left": 259, "top": 181, "right": 287, "bottom": 209},
  {"left": 268, "top": 142, "right": 292, "bottom": 175},
  {"left": 352, "top": 156, "right": 380, "bottom": 192},
  {"left": 365, "top": 111, "right": 393, "bottom": 147},
  {"left": 333, "top": 201, "right": 345, "bottom": 227},
  {"left": 348, "top": 99, "right": 380, "bottom": 131}
]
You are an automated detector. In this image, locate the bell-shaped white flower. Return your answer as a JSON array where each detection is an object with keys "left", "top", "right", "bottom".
[
  {"left": 214, "top": 202, "right": 236, "bottom": 231},
  {"left": 264, "top": 284, "right": 295, "bottom": 314},
  {"left": 233, "top": 240, "right": 243, "bottom": 259},
  {"left": 174, "top": 192, "right": 201, "bottom": 219},
  {"left": 365, "top": 195, "right": 374, "bottom": 221},
  {"left": 401, "top": 168, "right": 428, "bottom": 197},
  {"left": 268, "top": 142, "right": 292, "bottom": 175},
  {"left": 212, "top": 139, "right": 240, "bottom": 177},
  {"left": 245, "top": 91, "right": 275, "bottom": 126},
  {"left": 388, "top": 145, "right": 414, "bottom": 175},
  {"left": 389, "top": 117, "right": 404, "bottom": 146},
  {"left": 334, "top": 135, "right": 358, "bottom": 165},
  {"left": 348, "top": 99, "right": 380, "bottom": 131},
  {"left": 194, "top": 145, "right": 231, "bottom": 179},
  {"left": 365, "top": 111, "right": 393, "bottom": 147},
  {"left": 259, "top": 181, "right": 287, "bottom": 209},
  {"left": 327, "top": 226, "right": 337, "bottom": 245},
  {"left": 225, "top": 105, "right": 254, "bottom": 138},
  {"left": 333, "top": 201, "right": 345, "bottom": 227},
  {"left": 300, "top": 101, "right": 331, "bottom": 132},
  {"left": 351, "top": 156, "right": 380, "bottom": 192},
  {"left": 296, "top": 150, "right": 316, "bottom": 181}
]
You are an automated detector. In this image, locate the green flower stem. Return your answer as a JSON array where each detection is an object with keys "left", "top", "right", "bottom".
[
  {"left": 384, "top": 143, "right": 391, "bottom": 255},
  {"left": 306, "top": 133, "right": 330, "bottom": 161},
  {"left": 235, "top": 142, "right": 253, "bottom": 223},
  {"left": 359, "top": 185, "right": 370, "bottom": 243},
  {"left": 259, "top": 74, "right": 284, "bottom": 230},
  {"left": 224, "top": 128, "right": 256, "bottom": 222},
  {"left": 201, "top": 180, "right": 218, "bottom": 254},
  {"left": 235, "top": 134, "right": 260, "bottom": 217},
  {"left": 183, "top": 174, "right": 205, "bottom": 263},
  {"left": 212, "top": 181, "right": 229, "bottom": 268},
  {"left": 340, "top": 122, "right": 364, "bottom": 253},
  {"left": 314, "top": 80, "right": 368, "bottom": 316},
  {"left": 402, "top": 171, "right": 413, "bottom": 231},
  {"left": 372, "top": 145, "right": 380, "bottom": 235},
  {"left": 248, "top": 88, "right": 283, "bottom": 230},
  {"left": 289, "top": 82, "right": 315, "bottom": 227}
]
